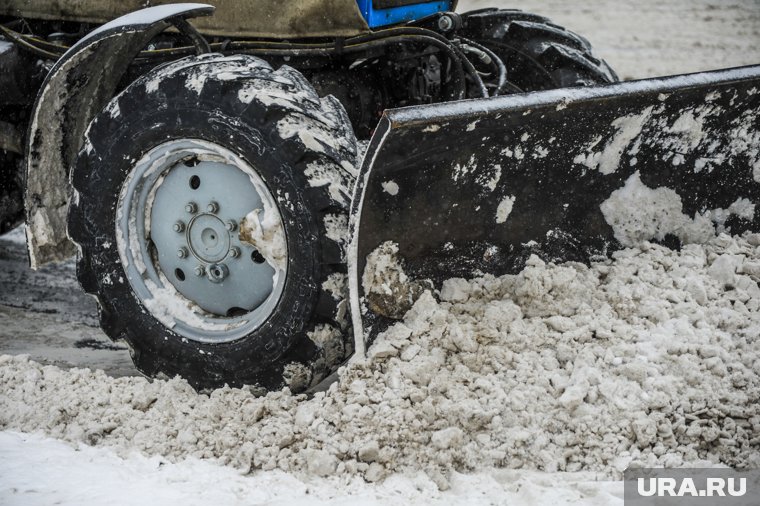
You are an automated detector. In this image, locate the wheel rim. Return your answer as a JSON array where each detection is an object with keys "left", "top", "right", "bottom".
[{"left": 116, "top": 139, "right": 287, "bottom": 343}]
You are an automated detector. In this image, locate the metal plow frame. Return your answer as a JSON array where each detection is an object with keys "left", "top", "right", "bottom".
[{"left": 349, "top": 65, "right": 760, "bottom": 355}]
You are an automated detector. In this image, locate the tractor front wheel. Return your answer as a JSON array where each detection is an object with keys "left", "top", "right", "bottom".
[{"left": 69, "top": 54, "right": 357, "bottom": 392}]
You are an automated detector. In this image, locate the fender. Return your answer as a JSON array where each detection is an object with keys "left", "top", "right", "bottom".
[{"left": 24, "top": 3, "right": 214, "bottom": 268}]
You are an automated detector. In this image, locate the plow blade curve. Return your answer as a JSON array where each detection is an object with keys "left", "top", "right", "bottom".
[{"left": 349, "top": 65, "right": 760, "bottom": 354}]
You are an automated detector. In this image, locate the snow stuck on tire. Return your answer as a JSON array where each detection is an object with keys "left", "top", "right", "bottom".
[{"left": 2, "top": 233, "right": 759, "bottom": 489}]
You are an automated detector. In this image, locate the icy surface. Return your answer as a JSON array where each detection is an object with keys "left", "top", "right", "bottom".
[
  {"left": 0, "top": 431, "right": 623, "bottom": 506},
  {"left": 3, "top": 234, "right": 759, "bottom": 490}
]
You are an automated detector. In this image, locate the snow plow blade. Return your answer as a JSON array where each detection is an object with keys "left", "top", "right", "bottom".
[{"left": 349, "top": 65, "right": 760, "bottom": 354}]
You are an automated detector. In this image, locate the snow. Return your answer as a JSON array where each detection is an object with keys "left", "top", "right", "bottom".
[
  {"left": 0, "top": 431, "right": 623, "bottom": 506},
  {"left": 304, "top": 160, "right": 352, "bottom": 206},
  {"left": 495, "top": 195, "right": 516, "bottom": 224},
  {"left": 240, "top": 207, "right": 288, "bottom": 272},
  {"left": 2, "top": 225, "right": 26, "bottom": 245},
  {"left": 600, "top": 172, "right": 757, "bottom": 247},
  {"left": 3, "top": 234, "right": 759, "bottom": 498},
  {"left": 573, "top": 107, "right": 653, "bottom": 174},
  {"left": 381, "top": 180, "right": 399, "bottom": 196},
  {"left": 361, "top": 241, "right": 425, "bottom": 319},
  {"left": 462, "top": 0, "right": 760, "bottom": 81}
]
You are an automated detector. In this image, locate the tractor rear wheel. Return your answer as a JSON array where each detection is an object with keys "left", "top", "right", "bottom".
[
  {"left": 69, "top": 54, "right": 357, "bottom": 392},
  {"left": 460, "top": 9, "right": 618, "bottom": 91}
]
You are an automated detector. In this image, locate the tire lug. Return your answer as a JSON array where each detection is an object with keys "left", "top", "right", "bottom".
[
  {"left": 185, "top": 202, "right": 197, "bottom": 214},
  {"left": 194, "top": 265, "right": 205, "bottom": 277},
  {"left": 207, "top": 201, "right": 219, "bottom": 213},
  {"left": 226, "top": 220, "right": 237, "bottom": 232},
  {"left": 229, "top": 247, "right": 240, "bottom": 258},
  {"left": 177, "top": 247, "right": 189, "bottom": 259},
  {"left": 173, "top": 221, "right": 185, "bottom": 233}
]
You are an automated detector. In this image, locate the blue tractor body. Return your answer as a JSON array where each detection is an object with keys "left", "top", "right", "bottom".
[{"left": 356, "top": 0, "right": 453, "bottom": 28}]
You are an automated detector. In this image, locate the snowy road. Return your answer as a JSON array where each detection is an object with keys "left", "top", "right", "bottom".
[{"left": 0, "top": 228, "right": 135, "bottom": 376}]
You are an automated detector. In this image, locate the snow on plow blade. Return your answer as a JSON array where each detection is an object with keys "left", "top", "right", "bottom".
[{"left": 349, "top": 65, "right": 760, "bottom": 354}]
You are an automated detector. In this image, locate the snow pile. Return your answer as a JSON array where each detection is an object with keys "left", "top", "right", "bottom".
[{"left": 2, "top": 234, "right": 760, "bottom": 489}]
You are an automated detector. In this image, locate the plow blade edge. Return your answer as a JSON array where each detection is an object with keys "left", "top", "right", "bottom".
[{"left": 349, "top": 65, "right": 760, "bottom": 354}]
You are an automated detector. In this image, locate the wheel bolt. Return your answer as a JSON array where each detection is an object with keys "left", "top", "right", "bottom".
[
  {"left": 173, "top": 221, "right": 185, "bottom": 233},
  {"left": 207, "top": 263, "right": 229, "bottom": 283},
  {"left": 229, "top": 247, "right": 240, "bottom": 258},
  {"left": 226, "top": 220, "right": 237, "bottom": 232},
  {"left": 185, "top": 202, "right": 197, "bottom": 214},
  {"left": 177, "top": 247, "right": 189, "bottom": 259},
  {"left": 194, "top": 265, "right": 205, "bottom": 277},
  {"left": 207, "top": 201, "right": 219, "bottom": 213}
]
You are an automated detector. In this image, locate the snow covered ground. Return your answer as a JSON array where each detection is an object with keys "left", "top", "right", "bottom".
[
  {"left": 0, "top": 432, "right": 622, "bottom": 506},
  {"left": 1, "top": 1, "right": 760, "bottom": 504},
  {"left": 462, "top": 0, "right": 760, "bottom": 80}
]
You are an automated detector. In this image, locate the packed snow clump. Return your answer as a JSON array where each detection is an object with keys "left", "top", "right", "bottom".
[
  {"left": 362, "top": 241, "right": 430, "bottom": 319},
  {"left": 601, "top": 172, "right": 757, "bottom": 247},
  {"left": 240, "top": 207, "right": 287, "bottom": 272},
  {"left": 2, "top": 234, "right": 759, "bottom": 489}
]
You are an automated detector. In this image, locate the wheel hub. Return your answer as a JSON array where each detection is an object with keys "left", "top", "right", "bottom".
[
  {"left": 117, "top": 139, "right": 287, "bottom": 343},
  {"left": 150, "top": 154, "right": 282, "bottom": 317},
  {"left": 187, "top": 214, "right": 230, "bottom": 263}
]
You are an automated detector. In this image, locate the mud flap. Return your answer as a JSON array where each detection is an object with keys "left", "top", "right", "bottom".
[
  {"left": 349, "top": 65, "right": 760, "bottom": 355},
  {"left": 24, "top": 3, "right": 214, "bottom": 268}
]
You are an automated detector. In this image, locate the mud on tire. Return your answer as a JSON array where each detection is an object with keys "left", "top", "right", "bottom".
[
  {"left": 460, "top": 9, "right": 618, "bottom": 90},
  {"left": 68, "top": 54, "right": 357, "bottom": 392}
]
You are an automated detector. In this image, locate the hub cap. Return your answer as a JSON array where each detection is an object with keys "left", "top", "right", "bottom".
[{"left": 116, "top": 139, "right": 287, "bottom": 343}]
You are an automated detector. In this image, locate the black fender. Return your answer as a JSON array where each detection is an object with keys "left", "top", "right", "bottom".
[{"left": 24, "top": 3, "right": 214, "bottom": 267}]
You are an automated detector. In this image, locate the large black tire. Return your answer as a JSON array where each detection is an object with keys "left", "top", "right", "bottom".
[
  {"left": 69, "top": 54, "right": 357, "bottom": 392},
  {"left": 460, "top": 9, "right": 618, "bottom": 90}
]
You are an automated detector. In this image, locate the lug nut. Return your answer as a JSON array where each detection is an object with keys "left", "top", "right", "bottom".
[
  {"left": 229, "top": 247, "right": 240, "bottom": 258},
  {"left": 194, "top": 265, "right": 205, "bottom": 277},
  {"left": 207, "top": 201, "right": 219, "bottom": 213},
  {"left": 177, "top": 247, "right": 189, "bottom": 259},
  {"left": 173, "top": 221, "right": 185, "bottom": 233},
  {"left": 207, "top": 263, "right": 229, "bottom": 283},
  {"left": 226, "top": 220, "right": 237, "bottom": 232},
  {"left": 185, "top": 202, "right": 197, "bottom": 214}
]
